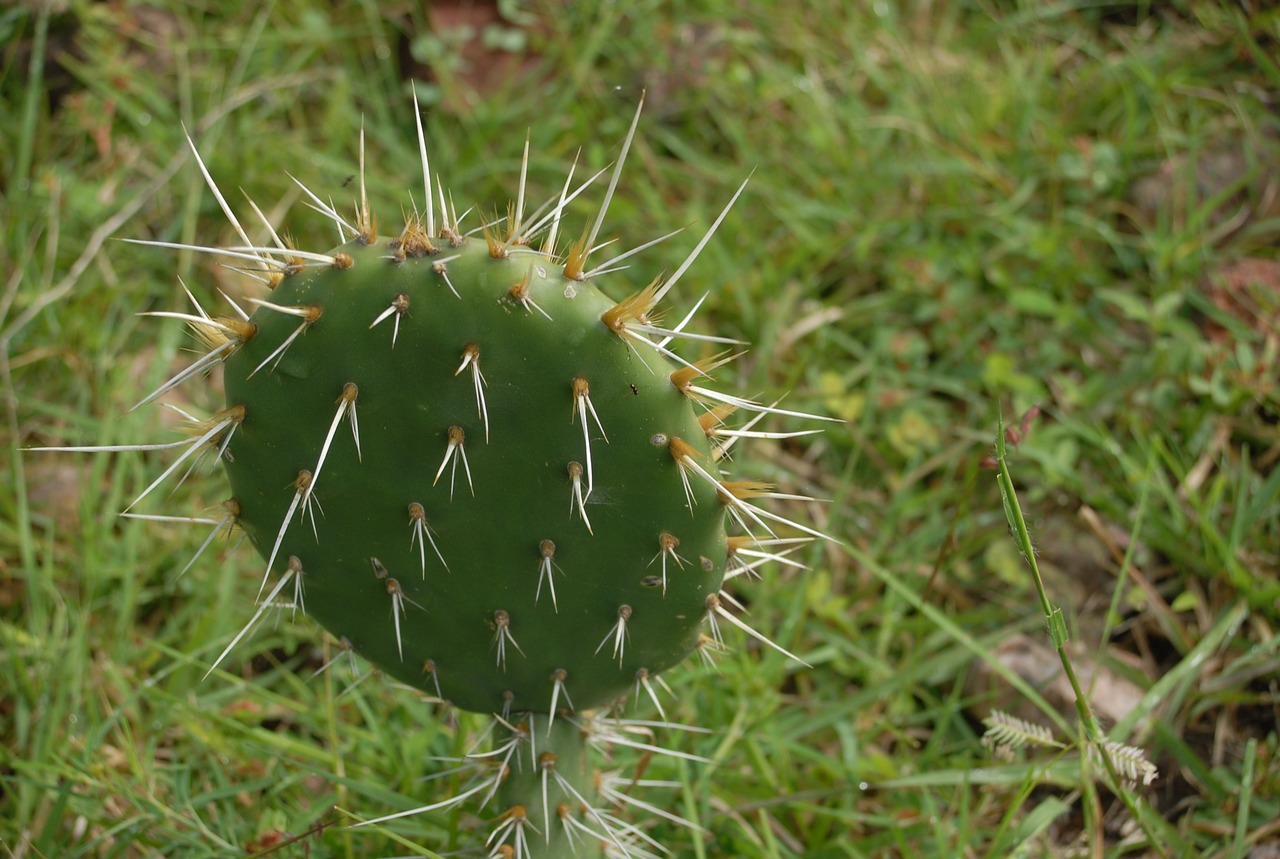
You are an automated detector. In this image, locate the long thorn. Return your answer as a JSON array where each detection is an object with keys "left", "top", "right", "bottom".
[
  {"left": 205, "top": 566, "right": 295, "bottom": 680},
  {"left": 650, "top": 173, "right": 751, "bottom": 308},
  {"left": 411, "top": 82, "right": 436, "bottom": 239},
  {"left": 583, "top": 95, "right": 645, "bottom": 268}
]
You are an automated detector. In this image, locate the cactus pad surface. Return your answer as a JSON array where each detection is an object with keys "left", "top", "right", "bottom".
[{"left": 222, "top": 233, "right": 729, "bottom": 714}]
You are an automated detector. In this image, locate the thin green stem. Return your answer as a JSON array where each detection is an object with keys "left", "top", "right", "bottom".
[{"left": 994, "top": 418, "right": 1169, "bottom": 859}]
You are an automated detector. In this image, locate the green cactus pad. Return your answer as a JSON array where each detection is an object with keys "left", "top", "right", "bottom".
[{"left": 222, "top": 234, "right": 728, "bottom": 715}]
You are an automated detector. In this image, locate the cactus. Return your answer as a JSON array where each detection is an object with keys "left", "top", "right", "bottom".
[{"left": 36, "top": 94, "right": 834, "bottom": 857}]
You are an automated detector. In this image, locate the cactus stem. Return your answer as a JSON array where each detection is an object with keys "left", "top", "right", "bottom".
[
  {"left": 648, "top": 532, "right": 686, "bottom": 596},
  {"left": 491, "top": 609, "right": 525, "bottom": 670},
  {"left": 257, "top": 470, "right": 320, "bottom": 603},
  {"left": 632, "top": 668, "right": 671, "bottom": 721},
  {"left": 566, "top": 461, "right": 592, "bottom": 533},
  {"left": 547, "top": 669, "right": 573, "bottom": 732},
  {"left": 536, "top": 540, "right": 562, "bottom": 610},
  {"left": 205, "top": 563, "right": 298, "bottom": 679},
  {"left": 368, "top": 293, "right": 410, "bottom": 347},
  {"left": 352, "top": 777, "right": 494, "bottom": 828},
  {"left": 408, "top": 502, "right": 448, "bottom": 575},
  {"left": 455, "top": 344, "right": 490, "bottom": 442},
  {"left": 595, "top": 604, "right": 633, "bottom": 666},
  {"left": 433, "top": 425, "right": 474, "bottom": 498},
  {"left": 570, "top": 377, "right": 608, "bottom": 494}
]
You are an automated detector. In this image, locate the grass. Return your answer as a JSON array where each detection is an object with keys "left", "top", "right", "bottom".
[{"left": 2, "top": 1, "right": 1279, "bottom": 857}]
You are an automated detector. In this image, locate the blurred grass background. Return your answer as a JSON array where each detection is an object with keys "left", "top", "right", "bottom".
[{"left": 2, "top": 1, "right": 1278, "bottom": 857}]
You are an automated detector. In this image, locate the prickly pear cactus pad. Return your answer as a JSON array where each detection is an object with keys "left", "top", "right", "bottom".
[
  {"left": 37, "top": 94, "right": 836, "bottom": 857},
  {"left": 223, "top": 223, "right": 742, "bottom": 712}
]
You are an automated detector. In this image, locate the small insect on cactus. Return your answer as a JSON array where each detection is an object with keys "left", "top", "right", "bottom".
[{"left": 36, "top": 93, "right": 837, "bottom": 857}]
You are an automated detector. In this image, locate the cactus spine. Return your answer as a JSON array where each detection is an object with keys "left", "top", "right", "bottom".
[{"left": 39, "top": 94, "right": 834, "bottom": 857}]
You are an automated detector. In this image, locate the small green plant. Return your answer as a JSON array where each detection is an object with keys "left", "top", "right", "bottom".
[
  {"left": 34, "top": 93, "right": 834, "bottom": 856},
  {"left": 991, "top": 419, "right": 1162, "bottom": 851}
]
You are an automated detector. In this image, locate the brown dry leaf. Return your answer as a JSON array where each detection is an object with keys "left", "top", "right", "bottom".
[
  {"left": 1128, "top": 132, "right": 1280, "bottom": 241},
  {"left": 404, "top": 1, "right": 545, "bottom": 115},
  {"left": 1201, "top": 257, "right": 1280, "bottom": 341}
]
